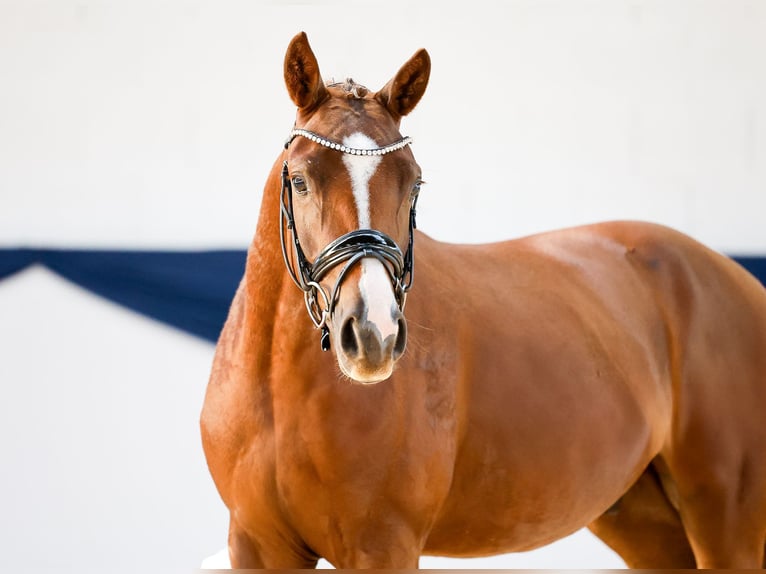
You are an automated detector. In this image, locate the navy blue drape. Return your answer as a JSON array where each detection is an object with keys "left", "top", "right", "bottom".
[
  {"left": 0, "top": 248, "right": 246, "bottom": 343},
  {"left": 0, "top": 248, "right": 763, "bottom": 344},
  {"left": 733, "top": 257, "right": 766, "bottom": 289}
]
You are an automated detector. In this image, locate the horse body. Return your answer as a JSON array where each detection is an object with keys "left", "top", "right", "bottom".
[
  {"left": 201, "top": 33, "right": 766, "bottom": 568},
  {"left": 420, "top": 222, "right": 766, "bottom": 560}
]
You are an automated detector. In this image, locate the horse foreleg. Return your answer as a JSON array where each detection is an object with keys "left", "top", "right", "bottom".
[
  {"left": 227, "top": 517, "right": 319, "bottom": 569},
  {"left": 331, "top": 549, "right": 420, "bottom": 569},
  {"left": 320, "top": 520, "right": 422, "bottom": 569},
  {"left": 588, "top": 462, "right": 696, "bottom": 568}
]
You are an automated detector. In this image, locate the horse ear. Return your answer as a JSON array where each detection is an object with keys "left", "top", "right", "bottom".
[
  {"left": 284, "top": 32, "right": 328, "bottom": 111},
  {"left": 376, "top": 49, "right": 431, "bottom": 119}
]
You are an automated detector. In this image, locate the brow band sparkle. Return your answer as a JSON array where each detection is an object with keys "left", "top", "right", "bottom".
[{"left": 285, "top": 129, "right": 412, "bottom": 156}]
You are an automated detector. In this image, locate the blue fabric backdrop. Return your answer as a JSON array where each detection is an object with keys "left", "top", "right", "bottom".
[
  {"left": 0, "top": 248, "right": 245, "bottom": 343},
  {"left": 0, "top": 248, "right": 764, "bottom": 343}
]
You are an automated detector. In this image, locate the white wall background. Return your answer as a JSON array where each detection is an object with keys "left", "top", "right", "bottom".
[
  {"left": 1, "top": 0, "right": 765, "bottom": 571},
  {"left": 2, "top": 0, "right": 765, "bottom": 252}
]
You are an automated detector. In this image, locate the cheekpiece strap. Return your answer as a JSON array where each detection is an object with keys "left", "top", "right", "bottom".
[{"left": 285, "top": 128, "right": 412, "bottom": 157}]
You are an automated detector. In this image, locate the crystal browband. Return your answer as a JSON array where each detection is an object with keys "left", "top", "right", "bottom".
[{"left": 285, "top": 128, "right": 412, "bottom": 156}]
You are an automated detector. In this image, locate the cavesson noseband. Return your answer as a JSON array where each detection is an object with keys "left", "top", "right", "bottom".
[{"left": 280, "top": 128, "right": 418, "bottom": 351}]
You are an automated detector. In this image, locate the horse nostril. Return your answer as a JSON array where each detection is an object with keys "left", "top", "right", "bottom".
[
  {"left": 393, "top": 317, "right": 407, "bottom": 359},
  {"left": 340, "top": 317, "right": 359, "bottom": 358}
]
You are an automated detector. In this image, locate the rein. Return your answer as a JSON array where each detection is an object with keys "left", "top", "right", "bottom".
[{"left": 280, "top": 129, "right": 418, "bottom": 351}]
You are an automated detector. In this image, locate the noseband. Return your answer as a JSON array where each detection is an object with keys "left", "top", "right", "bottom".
[{"left": 280, "top": 129, "right": 418, "bottom": 351}]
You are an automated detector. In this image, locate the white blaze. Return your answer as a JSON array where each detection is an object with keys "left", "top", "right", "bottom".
[{"left": 342, "top": 133, "right": 399, "bottom": 342}]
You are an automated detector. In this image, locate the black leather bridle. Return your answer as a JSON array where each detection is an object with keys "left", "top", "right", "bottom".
[{"left": 280, "top": 129, "right": 418, "bottom": 351}]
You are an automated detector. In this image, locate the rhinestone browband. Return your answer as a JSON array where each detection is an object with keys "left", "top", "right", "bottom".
[{"left": 285, "top": 128, "right": 412, "bottom": 156}]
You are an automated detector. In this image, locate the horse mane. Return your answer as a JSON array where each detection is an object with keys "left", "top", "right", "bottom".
[{"left": 327, "top": 77, "right": 368, "bottom": 99}]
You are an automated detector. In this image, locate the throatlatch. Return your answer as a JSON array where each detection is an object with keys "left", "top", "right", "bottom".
[{"left": 279, "top": 130, "right": 418, "bottom": 351}]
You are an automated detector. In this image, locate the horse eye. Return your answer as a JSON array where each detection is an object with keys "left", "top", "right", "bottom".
[
  {"left": 412, "top": 179, "right": 424, "bottom": 197},
  {"left": 291, "top": 175, "right": 308, "bottom": 195}
]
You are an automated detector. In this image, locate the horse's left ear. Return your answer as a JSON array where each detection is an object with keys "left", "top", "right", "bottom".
[{"left": 376, "top": 49, "right": 431, "bottom": 119}]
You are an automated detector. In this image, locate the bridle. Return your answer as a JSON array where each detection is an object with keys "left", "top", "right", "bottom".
[{"left": 280, "top": 128, "right": 419, "bottom": 351}]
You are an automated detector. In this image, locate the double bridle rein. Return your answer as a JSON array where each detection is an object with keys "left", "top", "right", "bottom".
[{"left": 280, "top": 128, "right": 418, "bottom": 351}]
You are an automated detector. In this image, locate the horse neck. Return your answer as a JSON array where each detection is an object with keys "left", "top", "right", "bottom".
[
  {"left": 245, "top": 153, "right": 292, "bottom": 307},
  {"left": 234, "top": 154, "right": 336, "bottom": 396},
  {"left": 240, "top": 154, "right": 312, "bottom": 340}
]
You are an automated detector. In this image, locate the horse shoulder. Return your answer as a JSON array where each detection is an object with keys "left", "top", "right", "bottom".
[{"left": 201, "top": 280, "right": 278, "bottom": 505}]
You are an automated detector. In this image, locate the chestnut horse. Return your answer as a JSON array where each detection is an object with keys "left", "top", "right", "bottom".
[{"left": 201, "top": 32, "right": 766, "bottom": 568}]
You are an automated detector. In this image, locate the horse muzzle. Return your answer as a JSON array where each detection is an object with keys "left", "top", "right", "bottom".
[
  {"left": 332, "top": 276, "right": 408, "bottom": 384},
  {"left": 305, "top": 232, "right": 409, "bottom": 384}
]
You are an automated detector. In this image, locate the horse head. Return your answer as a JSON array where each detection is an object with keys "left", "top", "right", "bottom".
[{"left": 280, "top": 32, "right": 430, "bottom": 384}]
